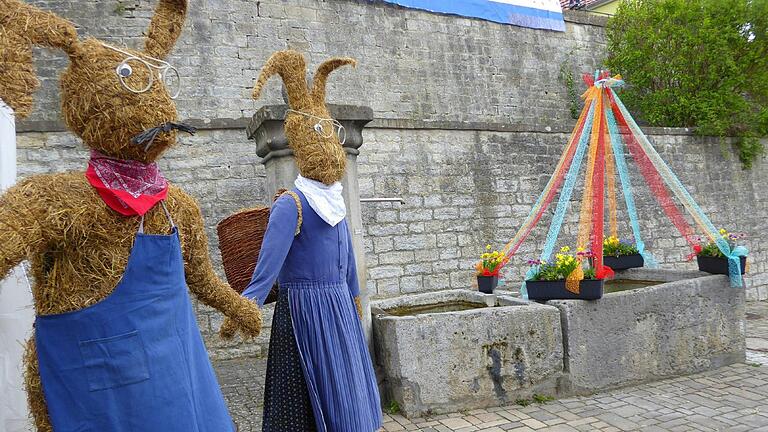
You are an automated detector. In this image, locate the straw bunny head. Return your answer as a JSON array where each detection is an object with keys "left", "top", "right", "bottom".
[
  {"left": 0, "top": 0, "right": 191, "bottom": 163},
  {"left": 252, "top": 50, "right": 356, "bottom": 185}
]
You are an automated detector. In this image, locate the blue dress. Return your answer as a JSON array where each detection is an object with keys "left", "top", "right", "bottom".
[{"left": 243, "top": 190, "right": 382, "bottom": 432}]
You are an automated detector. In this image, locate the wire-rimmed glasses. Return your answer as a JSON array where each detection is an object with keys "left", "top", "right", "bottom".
[
  {"left": 286, "top": 109, "right": 347, "bottom": 145},
  {"left": 101, "top": 42, "right": 181, "bottom": 99}
]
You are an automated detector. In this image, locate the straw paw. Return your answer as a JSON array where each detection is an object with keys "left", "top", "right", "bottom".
[{"left": 219, "top": 300, "right": 262, "bottom": 340}]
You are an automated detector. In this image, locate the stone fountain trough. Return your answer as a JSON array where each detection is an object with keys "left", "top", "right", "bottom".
[
  {"left": 371, "top": 269, "right": 746, "bottom": 418},
  {"left": 371, "top": 289, "right": 564, "bottom": 417},
  {"left": 549, "top": 268, "right": 746, "bottom": 395}
]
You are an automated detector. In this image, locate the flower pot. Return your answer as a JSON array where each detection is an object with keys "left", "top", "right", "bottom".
[
  {"left": 526, "top": 279, "right": 604, "bottom": 301},
  {"left": 696, "top": 255, "right": 747, "bottom": 275},
  {"left": 477, "top": 275, "right": 498, "bottom": 294},
  {"left": 603, "top": 253, "right": 644, "bottom": 271}
]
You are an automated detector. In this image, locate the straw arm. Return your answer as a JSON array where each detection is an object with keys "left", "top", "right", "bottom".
[
  {"left": 0, "top": 178, "right": 48, "bottom": 281},
  {"left": 172, "top": 188, "right": 262, "bottom": 338}
]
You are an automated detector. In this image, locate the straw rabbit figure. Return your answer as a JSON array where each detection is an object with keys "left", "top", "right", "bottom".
[
  {"left": 0, "top": 1, "right": 261, "bottom": 430},
  {"left": 219, "top": 50, "right": 382, "bottom": 432},
  {"left": 220, "top": 50, "right": 363, "bottom": 338}
]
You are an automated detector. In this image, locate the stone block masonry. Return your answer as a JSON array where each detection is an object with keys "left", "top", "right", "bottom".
[
  {"left": 549, "top": 269, "right": 746, "bottom": 395},
  {"left": 359, "top": 126, "right": 768, "bottom": 304},
  {"left": 372, "top": 290, "right": 564, "bottom": 418},
  {"left": 13, "top": 1, "right": 767, "bottom": 359}
]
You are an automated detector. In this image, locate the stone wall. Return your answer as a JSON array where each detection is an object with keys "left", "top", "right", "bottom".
[
  {"left": 358, "top": 126, "right": 768, "bottom": 302},
  {"left": 20, "top": 0, "right": 606, "bottom": 127},
  {"left": 12, "top": 0, "right": 767, "bottom": 359}
]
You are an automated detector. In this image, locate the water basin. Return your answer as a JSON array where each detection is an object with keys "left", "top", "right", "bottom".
[
  {"left": 372, "top": 289, "right": 563, "bottom": 417},
  {"left": 604, "top": 279, "right": 662, "bottom": 293},
  {"left": 384, "top": 300, "right": 487, "bottom": 317}
]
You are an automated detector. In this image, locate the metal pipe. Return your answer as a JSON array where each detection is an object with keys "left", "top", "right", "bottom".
[{"left": 360, "top": 197, "right": 405, "bottom": 204}]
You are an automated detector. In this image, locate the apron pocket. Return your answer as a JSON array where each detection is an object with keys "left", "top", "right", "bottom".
[{"left": 79, "top": 330, "right": 150, "bottom": 391}]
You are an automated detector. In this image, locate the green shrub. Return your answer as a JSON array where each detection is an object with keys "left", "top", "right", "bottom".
[
  {"left": 383, "top": 400, "right": 400, "bottom": 415},
  {"left": 605, "top": 0, "right": 768, "bottom": 168}
]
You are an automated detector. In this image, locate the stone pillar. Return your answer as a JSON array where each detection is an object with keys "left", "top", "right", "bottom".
[{"left": 247, "top": 104, "right": 375, "bottom": 343}]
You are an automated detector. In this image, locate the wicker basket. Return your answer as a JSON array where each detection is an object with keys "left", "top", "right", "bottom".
[{"left": 217, "top": 206, "right": 279, "bottom": 303}]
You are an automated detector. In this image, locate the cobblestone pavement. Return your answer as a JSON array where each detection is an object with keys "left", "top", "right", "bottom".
[{"left": 214, "top": 302, "right": 768, "bottom": 432}]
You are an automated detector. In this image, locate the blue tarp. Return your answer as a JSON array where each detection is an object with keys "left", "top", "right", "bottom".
[{"left": 377, "top": 0, "right": 566, "bottom": 31}]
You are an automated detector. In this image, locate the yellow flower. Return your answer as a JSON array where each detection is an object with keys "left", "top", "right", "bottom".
[
  {"left": 578, "top": 246, "right": 585, "bottom": 252},
  {"left": 719, "top": 229, "right": 727, "bottom": 235},
  {"left": 560, "top": 246, "right": 570, "bottom": 253},
  {"left": 486, "top": 244, "right": 492, "bottom": 250}
]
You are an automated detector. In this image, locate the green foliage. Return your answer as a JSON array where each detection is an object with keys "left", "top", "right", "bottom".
[
  {"left": 697, "top": 228, "right": 747, "bottom": 258},
  {"left": 699, "top": 241, "right": 726, "bottom": 258},
  {"left": 606, "top": 0, "right": 768, "bottom": 168},
  {"left": 533, "top": 394, "right": 555, "bottom": 404},
  {"left": 384, "top": 400, "right": 400, "bottom": 415},
  {"left": 114, "top": 2, "right": 126, "bottom": 15},
  {"left": 533, "top": 263, "right": 574, "bottom": 281},
  {"left": 559, "top": 55, "right": 581, "bottom": 120},
  {"left": 529, "top": 247, "right": 596, "bottom": 281},
  {"left": 603, "top": 236, "right": 640, "bottom": 257},
  {"left": 517, "top": 395, "right": 555, "bottom": 406},
  {"left": 583, "top": 267, "right": 596, "bottom": 279}
]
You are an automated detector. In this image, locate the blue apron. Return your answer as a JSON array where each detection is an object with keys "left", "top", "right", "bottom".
[{"left": 35, "top": 202, "right": 234, "bottom": 432}]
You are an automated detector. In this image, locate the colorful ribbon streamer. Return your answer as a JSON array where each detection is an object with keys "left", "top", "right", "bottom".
[{"left": 501, "top": 70, "right": 746, "bottom": 296}]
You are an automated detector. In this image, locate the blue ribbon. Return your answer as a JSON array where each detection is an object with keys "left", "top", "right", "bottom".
[
  {"left": 604, "top": 98, "right": 657, "bottom": 268},
  {"left": 611, "top": 89, "right": 747, "bottom": 287},
  {"left": 520, "top": 102, "right": 596, "bottom": 299}
]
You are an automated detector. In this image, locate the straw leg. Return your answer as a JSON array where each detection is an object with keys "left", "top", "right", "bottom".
[{"left": 24, "top": 337, "right": 53, "bottom": 432}]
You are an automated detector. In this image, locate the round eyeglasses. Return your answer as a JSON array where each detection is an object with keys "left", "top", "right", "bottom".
[
  {"left": 286, "top": 109, "right": 346, "bottom": 145},
  {"left": 102, "top": 43, "right": 181, "bottom": 99}
]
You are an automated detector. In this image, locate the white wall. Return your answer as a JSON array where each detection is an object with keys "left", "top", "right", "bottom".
[{"left": 0, "top": 100, "right": 34, "bottom": 432}]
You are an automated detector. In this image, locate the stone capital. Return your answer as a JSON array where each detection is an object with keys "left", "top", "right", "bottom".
[{"left": 247, "top": 104, "right": 374, "bottom": 164}]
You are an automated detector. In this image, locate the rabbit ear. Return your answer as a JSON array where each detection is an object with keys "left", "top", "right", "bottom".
[
  {"left": 252, "top": 50, "right": 311, "bottom": 110},
  {"left": 0, "top": 0, "right": 80, "bottom": 118},
  {"left": 310, "top": 57, "right": 356, "bottom": 106},
  {"left": 144, "top": 0, "right": 188, "bottom": 59}
]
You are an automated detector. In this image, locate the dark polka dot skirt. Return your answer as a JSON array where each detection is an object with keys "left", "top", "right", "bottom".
[{"left": 262, "top": 289, "right": 317, "bottom": 432}]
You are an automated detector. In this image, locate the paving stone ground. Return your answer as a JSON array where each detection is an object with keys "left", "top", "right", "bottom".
[{"left": 214, "top": 302, "right": 768, "bottom": 432}]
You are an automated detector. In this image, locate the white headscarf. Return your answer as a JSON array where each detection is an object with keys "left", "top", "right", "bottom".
[{"left": 294, "top": 174, "right": 346, "bottom": 226}]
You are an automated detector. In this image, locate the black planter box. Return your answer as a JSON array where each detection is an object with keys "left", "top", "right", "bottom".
[
  {"left": 603, "top": 253, "right": 644, "bottom": 271},
  {"left": 697, "top": 255, "right": 747, "bottom": 275},
  {"left": 477, "top": 275, "right": 498, "bottom": 294},
  {"left": 526, "top": 279, "right": 604, "bottom": 301}
]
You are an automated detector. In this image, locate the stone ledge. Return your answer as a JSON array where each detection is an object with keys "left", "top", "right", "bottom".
[
  {"left": 17, "top": 116, "right": 700, "bottom": 137},
  {"left": 563, "top": 10, "right": 609, "bottom": 27},
  {"left": 355, "top": 0, "right": 608, "bottom": 28}
]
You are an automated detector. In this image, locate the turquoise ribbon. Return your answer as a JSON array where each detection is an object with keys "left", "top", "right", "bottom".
[
  {"left": 604, "top": 98, "right": 657, "bottom": 268},
  {"left": 611, "top": 89, "right": 747, "bottom": 287},
  {"left": 520, "top": 102, "right": 596, "bottom": 299}
]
